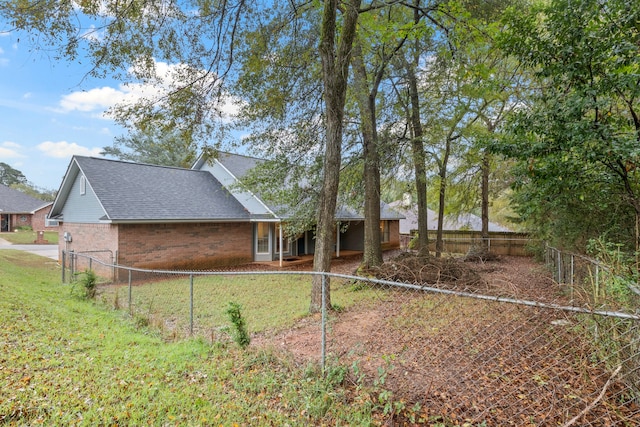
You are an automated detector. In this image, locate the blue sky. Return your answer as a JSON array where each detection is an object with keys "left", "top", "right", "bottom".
[
  {"left": 0, "top": 31, "right": 130, "bottom": 191},
  {"left": 0, "top": 27, "right": 243, "bottom": 193}
]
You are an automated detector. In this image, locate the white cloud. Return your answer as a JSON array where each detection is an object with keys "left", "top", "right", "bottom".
[
  {"left": 36, "top": 141, "right": 103, "bottom": 158},
  {"left": 58, "top": 86, "right": 129, "bottom": 113},
  {"left": 56, "top": 58, "right": 241, "bottom": 121},
  {"left": 0, "top": 141, "right": 25, "bottom": 158}
]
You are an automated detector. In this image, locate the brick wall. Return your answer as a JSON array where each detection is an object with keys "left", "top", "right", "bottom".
[
  {"left": 60, "top": 223, "right": 118, "bottom": 278},
  {"left": 32, "top": 206, "right": 56, "bottom": 231},
  {"left": 118, "top": 222, "right": 253, "bottom": 270},
  {"left": 9, "top": 213, "right": 31, "bottom": 231}
]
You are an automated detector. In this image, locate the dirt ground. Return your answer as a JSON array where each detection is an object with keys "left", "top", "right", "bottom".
[{"left": 254, "top": 251, "right": 640, "bottom": 425}]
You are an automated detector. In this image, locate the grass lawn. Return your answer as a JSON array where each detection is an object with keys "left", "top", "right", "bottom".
[
  {"left": 100, "top": 272, "right": 380, "bottom": 340},
  {"left": 0, "top": 229, "right": 58, "bottom": 244},
  {"left": 0, "top": 251, "right": 381, "bottom": 425}
]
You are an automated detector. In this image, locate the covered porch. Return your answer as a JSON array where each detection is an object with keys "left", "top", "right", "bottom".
[{"left": 254, "top": 250, "right": 362, "bottom": 269}]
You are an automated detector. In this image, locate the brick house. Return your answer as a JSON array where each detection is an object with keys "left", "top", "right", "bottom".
[
  {"left": 0, "top": 184, "right": 55, "bottom": 233},
  {"left": 48, "top": 153, "right": 402, "bottom": 274}
]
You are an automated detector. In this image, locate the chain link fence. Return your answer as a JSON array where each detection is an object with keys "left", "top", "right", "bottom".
[{"left": 63, "top": 249, "right": 640, "bottom": 425}]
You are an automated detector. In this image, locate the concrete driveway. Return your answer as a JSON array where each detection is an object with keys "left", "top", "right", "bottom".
[{"left": 0, "top": 237, "right": 59, "bottom": 261}]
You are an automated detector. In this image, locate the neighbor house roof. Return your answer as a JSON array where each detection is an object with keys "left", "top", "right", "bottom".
[
  {"left": 388, "top": 201, "right": 511, "bottom": 233},
  {"left": 49, "top": 156, "right": 250, "bottom": 223},
  {"left": 0, "top": 184, "right": 51, "bottom": 214}
]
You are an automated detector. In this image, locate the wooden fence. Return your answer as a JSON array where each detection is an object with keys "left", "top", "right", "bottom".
[{"left": 400, "top": 230, "right": 534, "bottom": 256}]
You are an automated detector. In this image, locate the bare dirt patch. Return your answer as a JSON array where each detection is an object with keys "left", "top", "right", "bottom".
[{"left": 255, "top": 252, "right": 640, "bottom": 425}]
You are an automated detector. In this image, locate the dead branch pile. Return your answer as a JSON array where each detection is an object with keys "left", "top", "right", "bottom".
[
  {"left": 463, "top": 244, "right": 500, "bottom": 262},
  {"left": 370, "top": 252, "right": 489, "bottom": 292}
]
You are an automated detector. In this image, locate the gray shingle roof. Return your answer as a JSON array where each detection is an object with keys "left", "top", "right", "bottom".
[
  {"left": 0, "top": 184, "right": 51, "bottom": 213},
  {"left": 217, "top": 152, "right": 263, "bottom": 179},
  {"left": 212, "top": 152, "right": 404, "bottom": 221},
  {"left": 388, "top": 201, "right": 510, "bottom": 233},
  {"left": 75, "top": 157, "right": 249, "bottom": 222}
]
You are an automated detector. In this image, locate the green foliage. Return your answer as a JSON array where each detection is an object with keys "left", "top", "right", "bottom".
[
  {"left": 225, "top": 301, "right": 251, "bottom": 349},
  {"left": 8, "top": 182, "right": 57, "bottom": 201},
  {"left": 72, "top": 269, "right": 98, "bottom": 300},
  {"left": 585, "top": 238, "right": 636, "bottom": 308},
  {"left": 495, "top": 0, "right": 640, "bottom": 251},
  {"left": 0, "top": 162, "right": 27, "bottom": 186},
  {"left": 101, "top": 128, "right": 197, "bottom": 168}
]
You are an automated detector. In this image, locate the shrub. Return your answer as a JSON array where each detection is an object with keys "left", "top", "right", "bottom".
[
  {"left": 73, "top": 269, "right": 97, "bottom": 299},
  {"left": 225, "top": 301, "right": 250, "bottom": 349}
]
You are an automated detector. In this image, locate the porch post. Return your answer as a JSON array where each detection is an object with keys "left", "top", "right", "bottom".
[
  {"left": 279, "top": 222, "right": 283, "bottom": 267},
  {"left": 336, "top": 221, "right": 340, "bottom": 258}
]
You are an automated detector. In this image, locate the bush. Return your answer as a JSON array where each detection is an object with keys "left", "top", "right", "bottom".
[
  {"left": 225, "top": 301, "right": 250, "bottom": 349},
  {"left": 73, "top": 269, "right": 97, "bottom": 299}
]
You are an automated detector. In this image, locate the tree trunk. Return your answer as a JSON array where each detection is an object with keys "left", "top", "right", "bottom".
[
  {"left": 310, "top": 0, "right": 361, "bottom": 313},
  {"left": 402, "top": 2, "right": 429, "bottom": 255},
  {"left": 352, "top": 40, "right": 382, "bottom": 269},
  {"left": 481, "top": 149, "right": 490, "bottom": 250},
  {"left": 435, "top": 139, "right": 451, "bottom": 258},
  {"left": 406, "top": 61, "right": 429, "bottom": 255}
]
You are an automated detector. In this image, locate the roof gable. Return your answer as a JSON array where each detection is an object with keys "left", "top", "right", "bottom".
[
  {"left": 0, "top": 184, "right": 51, "bottom": 213},
  {"left": 50, "top": 157, "right": 250, "bottom": 222},
  {"left": 194, "top": 152, "right": 404, "bottom": 221}
]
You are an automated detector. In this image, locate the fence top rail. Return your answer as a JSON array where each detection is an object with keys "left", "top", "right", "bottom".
[
  {"left": 546, "top": 244, "right": 606, "bottom": 267},
  {"left": 67, "top": 251, "right": 640, "bottom": 321},
  {"left": 546, "top": 244, "right": 640, "bottom": 297}
]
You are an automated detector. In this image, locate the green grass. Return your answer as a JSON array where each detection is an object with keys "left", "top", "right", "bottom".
[
  {"left": 0, "top": 229, "right": 58, "bottom": 244},
  {"left": 0, "top": 251, "right": 381, "bottom": 425},
  {"left": 100, "top": 273, "right": 381, "bottom": 339}
]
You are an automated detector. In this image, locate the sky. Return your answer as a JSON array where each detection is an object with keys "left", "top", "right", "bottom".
[{"left": 0, "top": 29, "right": 135, "bottom": 191}]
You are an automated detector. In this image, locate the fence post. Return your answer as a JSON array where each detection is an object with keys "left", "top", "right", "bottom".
[
  {"left": 570, "top": 255, "right": 574, "bottom": 286},
  {"left": 190, "top": 274, "right": 194, "bottom": 336},
  {"left": 321, "top": 273, "right": 327, "bottom": 372},
  {"left": 595, "top": 264, "right": 600, "bottom": 302},
  {"left": 61, "top": 250, "right": 66, "bottom": 283},
  {"left": 557, "top": 249, "right": 562, "bottom": 283},
  {"left": 128, "top": 270, "right": 132, "bottom": 314},
  {"left": 570, "top": 254, "right": 575, "bottom": 303},
  {"left": 70, "top": 250, "right": 75, "bottom": 279}
]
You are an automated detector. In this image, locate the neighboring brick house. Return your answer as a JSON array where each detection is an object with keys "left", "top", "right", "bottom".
[
  {"left": 48, "top": 153, "right": 402, "bottom": 274},
  {"left": 0, "top": 184, "right": 55, "bottom": 233}
]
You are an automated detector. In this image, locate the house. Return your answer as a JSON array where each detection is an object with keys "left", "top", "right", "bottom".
[
  {"left": 388, "top": 200, "right": 511, "bottom": 234},
  {"left": 48, "top": 153, "right": 402, "bottom": 273},
  {"left": 0, "top": 184, "right": 55, "bottom": 233}
]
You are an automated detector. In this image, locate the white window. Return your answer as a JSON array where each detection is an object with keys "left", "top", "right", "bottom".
[
  {"left": 256, "top": 222, "right": 270, "bottom": 254},
  {"left": 80, "top": 175, "right": 86, "bottom": 195}
]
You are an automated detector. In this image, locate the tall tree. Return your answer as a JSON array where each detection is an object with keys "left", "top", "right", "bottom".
[
  {"left": 102, "top": 129, "right": 198, "bottom": 167},
  {"left": 311, "top": 0, "right": 361, "bottom": 312},
  {"left": 496, "top": 0, "right": 640, "bottom": 252},
  {"left": 349, "top": 4, "right": 414, "bottom": 269},
  {"left": 1, "top": 0, "right": 364, "bottom": 312},
  {"left": 0, "top": 162, "right": 27, "bottom": 186},
  {"left": 392, "top": 0, "right": 434, "bottom": 256}
]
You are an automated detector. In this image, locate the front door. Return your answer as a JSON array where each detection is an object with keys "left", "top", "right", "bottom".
[{"left": 0, "top": 214, "right": 8, "bottom": 232}]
